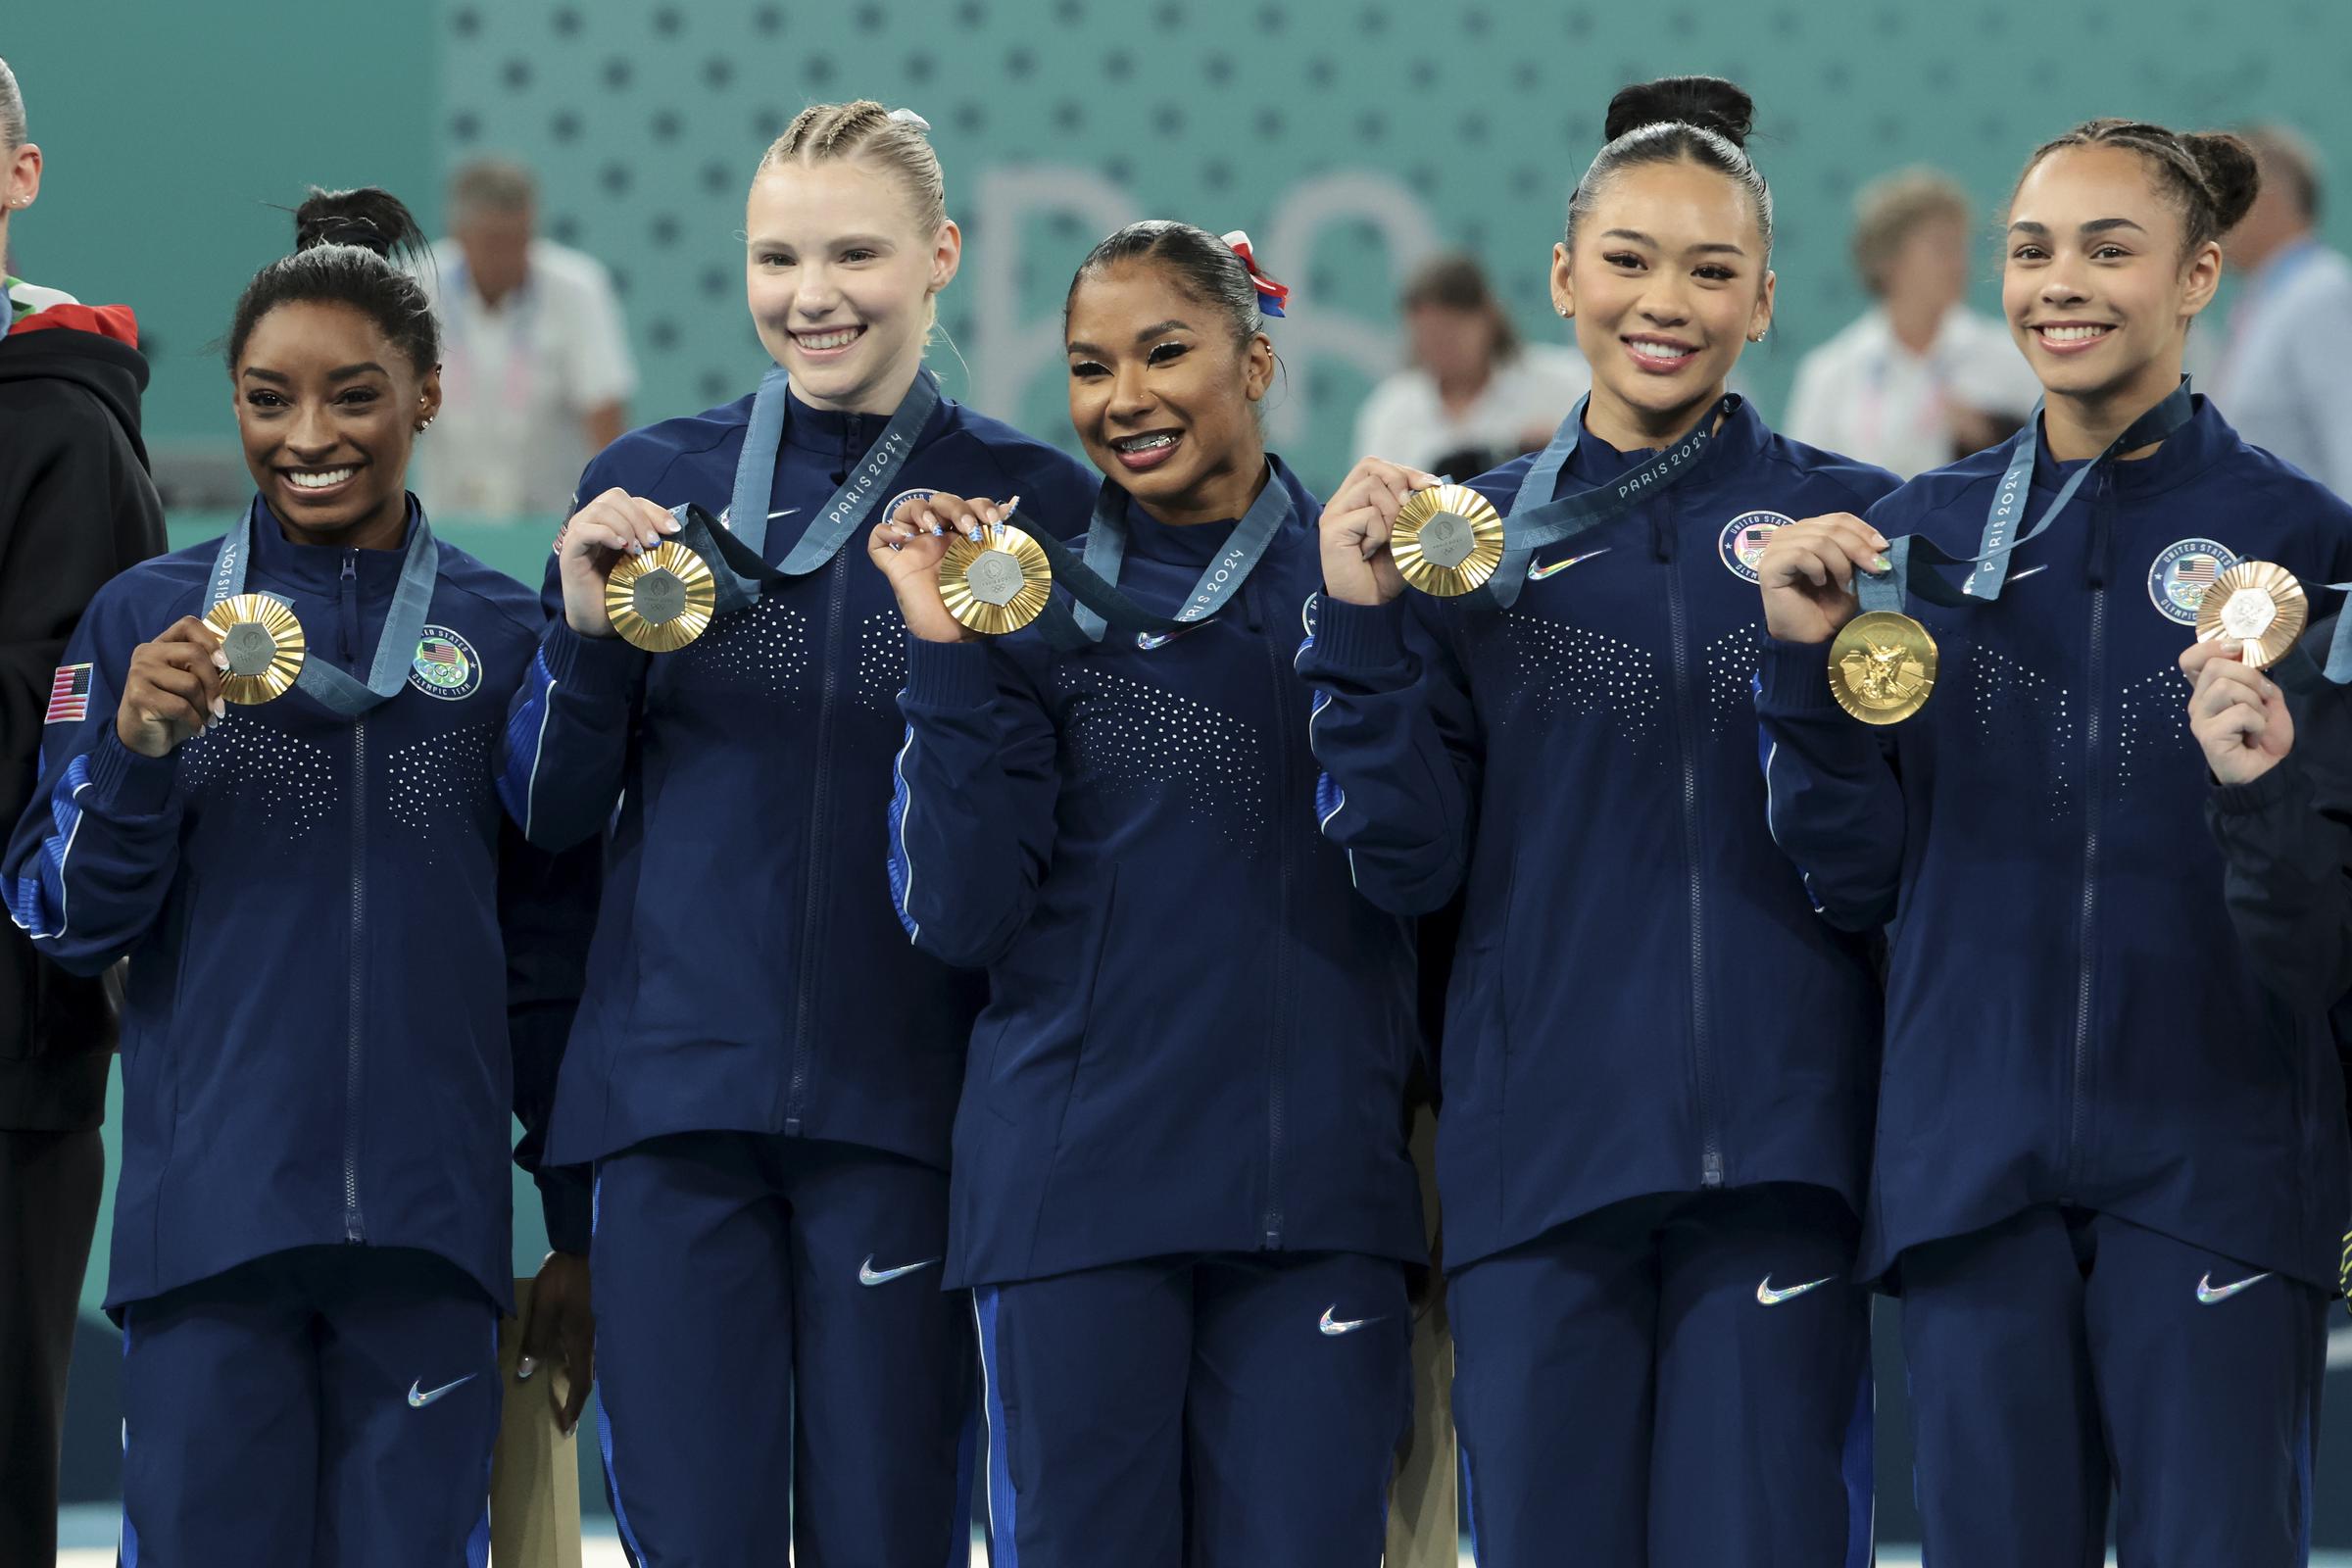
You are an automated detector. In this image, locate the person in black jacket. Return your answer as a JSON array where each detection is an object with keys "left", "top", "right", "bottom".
[
  {"left": 0, "top": 53, "right": 166, "bottom": 1566},
  {"left": 2185, "top": 623, "right": 2352, "bottom": 1014}
]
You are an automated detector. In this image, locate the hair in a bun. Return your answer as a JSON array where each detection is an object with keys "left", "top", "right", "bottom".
[
  {"left": 1603, "top": 75, "right": 1755, "bottom": 151},
  {"left": 2014, "top": 120, "right": 2263, "bottom": 258},
  {"left": 2183, "top": 132, "right": 2261, "bottom": 234},
  {"left": 225, "top": 185, "right": 439, "bottom": 374},
  {"left": 1567, "top": 75, "right": 1775, "bottom": 263},
  {"left": 293, "top": 185, "right": 430, "bottom": 262}
]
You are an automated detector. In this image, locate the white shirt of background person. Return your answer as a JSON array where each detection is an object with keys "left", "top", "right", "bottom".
[
  {"left": 1351, "top": 253, "right": 1592, "bottom": 476},
  {"left": 2208, "top": 124, "right": 2352, "bottom": 499},
  {"left": 413, "top": 160, "right": 636, "bottom": 521},
  {"left": 1783, "top": 168, "right": 2040, "bottom": 479}
]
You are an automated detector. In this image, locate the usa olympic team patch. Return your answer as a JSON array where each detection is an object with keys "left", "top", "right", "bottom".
[
  {"left": 2147, "top": 539, "right": 2237, "bottom": 625},
  {"left": 408, "top": 626, "right": 481, "bottom": 701},
  {"left": 1719, "top": 511, "right": 1792, "bottom": 583}
]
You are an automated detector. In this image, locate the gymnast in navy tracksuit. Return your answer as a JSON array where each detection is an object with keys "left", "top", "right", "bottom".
[
  {"left": 870, "top": 220, "right": 1424, "bottom": 1568},
  {"left": 1298, "top": 79, "right": 1893, "bottom": 1567},
  {"left": 1755, "top": 121, "right": 2352, "bottom": 1564},
  {"left": 494, "top": 102, "right": 1094, "bottom": 1566},
  {"left": 1, "top": 188, "right": 593, "bottom": 1567}
]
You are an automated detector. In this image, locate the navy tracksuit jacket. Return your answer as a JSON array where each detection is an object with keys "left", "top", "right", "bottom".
[
  {"left": 1755, "top": 396, "right": 2352, "bottom": 1290},
  {"left": 1298, "top": 399, "right": 1897, "bottom": 1265}
]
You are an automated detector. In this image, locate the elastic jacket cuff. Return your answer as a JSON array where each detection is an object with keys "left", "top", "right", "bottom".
[
  {"left": 88, "top": 730, "right": 181, "bottom": 817},
  {"left": 535, "top": 1167, "right": 596, "bottom": 1255},
  {"left": 1311, "top": 594, "right": 1409, "bottom": 670},
  {"left": 2210, "top": 756, "right": 2311, "bottom": 817},
  {"left": 1755, "top": 635, "right": 1843, "bottom": 715},
  {"left": 901, "top": 635, "right": 995, "bottom": 710},
  {"left": 539, "top": 617, "right": 648, "bottom": 696}
]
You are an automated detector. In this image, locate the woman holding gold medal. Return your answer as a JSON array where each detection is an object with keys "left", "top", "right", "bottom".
[
  {"left": 1755, "top": 122, "right": 2352, "bottom": 1561},
  {"left": 1298, "top": 77, "right": 1899, "bottom": 1567},
  {"left": 3, "top": 187, "right": 594, "bottom": 1564},
  {"left": 494, "top": 101, "right": 1093, "bottom": 1564},
  {"left": 871, "top": 220, "right": 1426, "bottom": 1568}
]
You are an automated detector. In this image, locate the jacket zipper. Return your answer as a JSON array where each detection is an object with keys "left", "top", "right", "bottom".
[
  {"left": 1260, "top": 583, "right": 1294, "bottom": 1249},
  {"left": 784, "top": 532, "right": 851, "bottom": 1133},
  {"left": 2064, "top": 476, "right": 2111, "bottom": 1192},
  {"left": 1661, "top": 513, "right": 1724, "bottom": 1188},
  {"left": 341, "top": 554, "right": 368, "bottom": 1241}
]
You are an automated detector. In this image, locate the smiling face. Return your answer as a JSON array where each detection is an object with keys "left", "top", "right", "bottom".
[
  {"left": 234, "top": 300, "right": 437, "bottom": 546},
  {"left": 2002, "top": 143, "right": 2220, "bottom": 411},
  {"left": 1064, "top": 258, "right": 1274, "bottom": 525},
  {"left": 745, "top": 158, "right": 960, "bottom": 415},
  {"left": 1553, "top": 158, "right": 1774, "bottom": 443}
]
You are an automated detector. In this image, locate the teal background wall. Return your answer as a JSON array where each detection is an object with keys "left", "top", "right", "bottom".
[
  {"left": 15, "top": 0, "right": 2352, "bottom": 1538},
  {"left": 15, "top": 0, "right": 2352, "bottom": 494}
]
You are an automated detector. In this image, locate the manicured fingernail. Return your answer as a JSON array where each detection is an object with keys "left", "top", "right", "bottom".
[
  {"left": 211, "top": 650, "right": 229, "bottom": 670},
  {"left": 517, "top": 1356, "right": 537, "bottom": 1380},
  {"left": 626, "top": 541, "right": 644, "bottom": 556},
  {"left": 660, "top": 516, "right": 679, "bottom": 533},
  {"left": 888, "top": 540, "right": 903, "bottom": 552},
  {"left": 1871, "top": 555, "right": 1891, "bottom": 573},
  {"left": 211, "top": 697, "right": 225, "bottom": 719},
  {"left": 1871, "top": 534, "right": 1889, "bottom": 549}
]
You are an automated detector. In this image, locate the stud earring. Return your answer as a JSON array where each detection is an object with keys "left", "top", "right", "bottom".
[{"left": 415, "top": 417, "right": 433, "bottom": 433}]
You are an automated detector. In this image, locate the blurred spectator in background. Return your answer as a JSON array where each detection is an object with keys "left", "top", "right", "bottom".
[
  {"left": 2210, "top": 124, "right": 2352, "bottom": 495},
  {"left": 0, "top": 55, "right": 166, "bottom": 1565},
  {"left": 415, "top": 156, "right": 636, "bottom": 520},
  {"left": 1351, "top": 252, "right": 1590, "bottom": 476},
  {"left": 1784, "top": 168, "right": 2036, "bottom": 476}
]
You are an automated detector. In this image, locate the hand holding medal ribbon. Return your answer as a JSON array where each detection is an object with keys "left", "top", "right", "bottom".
[{"left": 1767, "top": 380, "right": 2197, "bottom": 725}]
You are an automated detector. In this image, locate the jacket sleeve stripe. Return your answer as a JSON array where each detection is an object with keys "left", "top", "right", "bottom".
[
  {"left": 4, "top": 753, "right": 93, "bottom": 943},
  {"left": 887, "top": 724, "right": 921, "bottom": 943},
  {"left": 500, "top": 652, "right": 561, "bottom": 843}
]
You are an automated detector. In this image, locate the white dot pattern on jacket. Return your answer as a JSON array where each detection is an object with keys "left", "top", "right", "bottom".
[
  {"left": 177, "top": 716, "right": 338, "bottom": 838},
  {"left": 1964, "top": 646, "right": 2077, "bottom": 818},
  {"left": 1703, "top": 622, "right": 1766, "bottom": 733},
  {"left": 857, "top": 609, "right": 908, "bottom": 714},
  {"left": 1054, "top": 664, "right": 1268, "bottom": 850},
  {"left": 1494, "top": 615, "right": 1662, "bottom": 749},
  {"left": 387, "top": 723, "right": 497, "bottom": 843},
  {"left": 666, "top": 595, "right": 810, "bottom": 697},
  {"left": 2115, "top": 666, "right": 2196, "bottom": 792}
]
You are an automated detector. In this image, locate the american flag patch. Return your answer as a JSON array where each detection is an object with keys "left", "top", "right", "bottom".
[{"left": 44, "top": 663, "right": 92, "bottom": 724}]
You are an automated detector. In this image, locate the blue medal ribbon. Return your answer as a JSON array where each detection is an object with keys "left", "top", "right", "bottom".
[
  {"left": 206, "top": 498, "right": 440, "bottom": 717},
  {"left": 1033, "top": 462, "right": 1298, "bottom": 650},
  {"left": 676, "top": 366, "right": 942, "bottom": 616},
  {"left": 1481, "top": 393, "right": 1737, "bottom": 609},
  {"left": 1858, "top": 379, "right": 2195, "bottom": 616}
]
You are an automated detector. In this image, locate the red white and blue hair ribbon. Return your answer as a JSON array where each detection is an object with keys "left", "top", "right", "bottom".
[{"left": 1221, "top": 230, "right": 1289, "bottom": 318}]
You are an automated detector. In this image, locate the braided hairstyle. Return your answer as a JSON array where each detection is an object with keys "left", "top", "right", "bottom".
[{"left": 2013, "top": 119, "right": 2261, "bottom": 259}]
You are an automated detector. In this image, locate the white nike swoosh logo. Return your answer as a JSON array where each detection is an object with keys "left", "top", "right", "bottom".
[
  {"left": 2196, "top": 1270, "right": 2271, "bottom": 1304},
  {"left": 1756, "top": 1274, "right": 1834, "bottom": 1306},
  {"left": 769, "top": 508, "right": 800, "bottom": 519},
  {"left": 1319, "top": 1305, "right": 1383, "bottom": 1336},
  {"left": 407, "top": 1374, "right": 477, "bottom": 1409},
  {"left": 858, "top": 1254, "right": 942, "bottom": 1287},
  {"left": 1527, "top": 547, "right": 1611, "bottom": 581},
  {"left": 1136, "top": 623, "right": 1208, "bottom": 650}
]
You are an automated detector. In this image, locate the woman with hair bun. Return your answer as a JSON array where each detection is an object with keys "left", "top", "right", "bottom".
[
  {"left": 1757, "top": 120, "right": 2352, "bottom": 1560},
  {"left": 2, "top": 186, "right": 593, "bottom": 1564},
  {"left": 1300, "top": 75, "right": 1896, "bottom": 1565}
]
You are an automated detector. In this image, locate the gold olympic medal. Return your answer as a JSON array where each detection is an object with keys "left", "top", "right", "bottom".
[
  {"left": 2195, "top": 560, "right": 2307, "bottom": 670},
  {"left": 606, "top": 542, "right": 717, "bottom": 653},
  {"left": 1827, "top": 611, "right": 1939, "bottom": 725},
  {"left": 1392, "top": 484, "right": 1506, "bottom": 598},
  {"left": 201, "top": 593, "right": 306, "bottom": 705},
  {"left": 939, "top": 522, "right": 1054, "bottom": 636}
]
